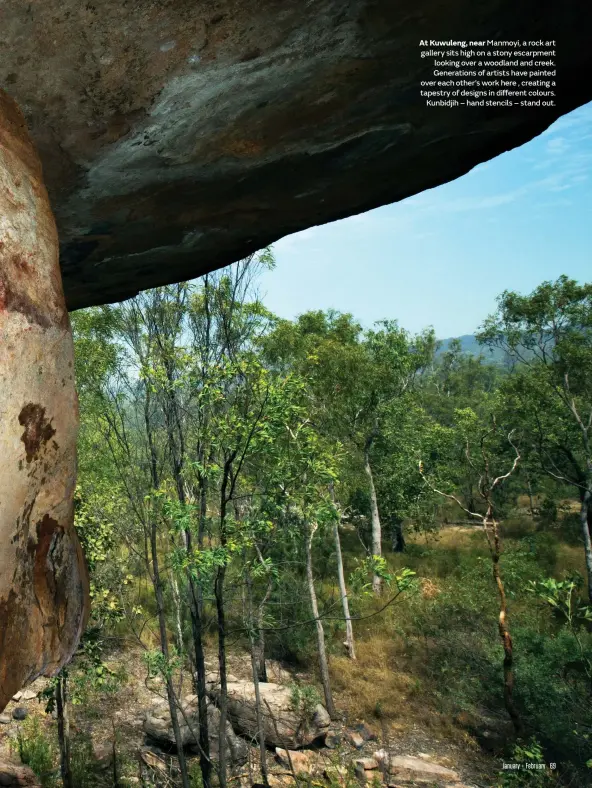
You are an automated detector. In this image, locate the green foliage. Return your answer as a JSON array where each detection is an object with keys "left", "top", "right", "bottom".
[
  {"left": 69, "top": 264, "right": 592, "bottom": 785},
  {"left": 479, "top": 276, "right": 592, "bottom": 529},
  {"left": 539, "top": 497, "right": 558, "bottom": 526},
  {"left": 497, "top": 739, "right": 554, "bottom": 787},
  {"left": 349, "top": 558, "right": 416, "bottom": 597},
  {"left": 528, "top": 574, "right": 592, "bottom": 685},
  {"left": 189, "top": 760, "right": 205, "bottom": 787},
  {"left": 70, "top": 731, "right": 108, "bottom": 788},
  {"left": 289, "top": 683, "right": 322, "bottom": 721},
  {"left": 143, "top": 648, "right": 183, "bottom": 681},
  {"left": 11, "top": 717, "right": 58, "bottom": 788}
]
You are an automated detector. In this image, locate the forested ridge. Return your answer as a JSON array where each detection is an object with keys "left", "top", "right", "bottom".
[{"left": 7, "top": 256, "right": 592, "bottom": 788}]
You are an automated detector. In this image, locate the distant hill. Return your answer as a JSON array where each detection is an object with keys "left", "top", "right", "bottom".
[{"left": 437, "top": 334, "right": 508, "bottom": 363}]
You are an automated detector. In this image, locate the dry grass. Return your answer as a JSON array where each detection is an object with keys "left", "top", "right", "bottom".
[
  {"left": 331, "top": 636, "right": 413, "bottom": 723},
  {"left": 555, "top": 542, "right": 586, "bottom": 577},
  {"left": 328, "top": 510, "right": 588, "bottom": 747}
]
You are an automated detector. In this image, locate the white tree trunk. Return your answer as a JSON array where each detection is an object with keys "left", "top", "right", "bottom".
[
  {"left": 333, "top": 521, "right": 356, "bottom": 659},
  {"left": 364, "top": 443, "right": 382, "bottom": 594},
  {"left": 305, "top": 524, "right": 336, "bottom": 718},
  {"left": 580, "top": 484, "right": 592, "bottom": 604}
]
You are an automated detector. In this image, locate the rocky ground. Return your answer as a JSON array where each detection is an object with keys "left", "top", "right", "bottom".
[{"left": 0, "top": 647, "right": 500, "bottom": 787}]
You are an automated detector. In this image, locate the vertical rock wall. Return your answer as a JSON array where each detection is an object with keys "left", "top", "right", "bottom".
[{"left": 0, "top": 90, "right": 89, "bottom": 710}]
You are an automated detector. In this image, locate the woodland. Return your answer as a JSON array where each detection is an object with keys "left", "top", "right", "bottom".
[{"left": 8, "top": 256, "right": 592, "bottom": 788}]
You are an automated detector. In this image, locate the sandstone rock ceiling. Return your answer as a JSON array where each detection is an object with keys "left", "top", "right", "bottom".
[{"left": 1, "top": 0, "right": 590, "bottom": 310}]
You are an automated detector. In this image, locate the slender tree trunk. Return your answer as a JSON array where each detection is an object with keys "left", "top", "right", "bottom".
[
  {"left": 364, "top": 439, "right": 382, "bottom": 594},
  {"left": 186, "top": 536, "right": 212, "bottom": 788},
  {"left": 487, "top": 513, "right": 522, "bottom": 736},
  {"left": 305, "top": 524, "right": 336, "bottom": 718},
  {"left": 111, "top": 724, "right": 120, "bottom": 788},
  {"left": 255, "top": 603, "right": 269, "bottom": 683},
  {"left": 215, "top": 463, "right": 232, "bottom": 788},
  {"left": 465, "top": 482, "right": 476, "bottom": 515},
  {"left": 215, "top": 565, "right": 228, "bottom": 788},
  {"left": 333, "top": 521, "right": 356, "bottom": 659},
  {"left": 526, "top": 476, "right": 535, "bottom": 519},
  {"left": 150, "top": 522, "right": 191, "bottom": 788},
  {"left": 246, "top": 567, "right": 269, "bottom": 786},
  {"left": 579, "top": 485, "right": 592, "bottom": 604},
  {"left": 170, "top": 571, "right": 184, "bottom": 658},
  {"left": 185, "top": 472, "right": 212, "bottom": 788},
  {"left": 391, "top": 518, "right": 406, "bottom": 553},
  {"left": 143, "top": 391, "right": 190, "bottom": 788},
  {"left": 55, "top": 673, "right": 73, "bottom": 788},
  {"left": 422, "top": 434, "right": 522, "bottom": 737},
  {"left": 253, "top": 543, "right": 271, "bottom": 683}
]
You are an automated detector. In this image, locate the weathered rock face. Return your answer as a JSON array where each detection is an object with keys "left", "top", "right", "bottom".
[
  {"left": 208, "top": 679, "right": 331, "bottom": 749},
  {"left": 143, "top": 695, "right": 248, "bottom": 764},
  {"left": 0, "top": 1, "right": 590, "bottom": 309},
  {"left": 0, "top": 762, "right": 41, "bottom": 787},
  {"left": 0, "top": 91, "right": 89, "bottom": 711},
  {"left": 373, "top": 750, "right": 461, "bottom": 785}
]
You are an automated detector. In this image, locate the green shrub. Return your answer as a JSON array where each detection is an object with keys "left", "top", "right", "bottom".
[
  {"left": 539, "top": 498, "right": 558, "bottom": 527},
  {"left": 496, "top": 738, "right": 556, "bottom": 787},
  {"left": 290, "top": 682, "right": 322, "bottom": 721},
  {"left": 11, "top": 717, "right": 58, "bottom": 788},
  {"left": 189, "top": 760, "right": 204, "bottom": 787},
  {"left": 70, "top": 731, "right": 106, "bottom": 788}
]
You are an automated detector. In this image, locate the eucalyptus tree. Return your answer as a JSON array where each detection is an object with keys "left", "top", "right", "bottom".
[
  {"left": 373, "top": 399, "right": 446, "bottom": 551},
  {"left": 248, "top": 373, "right": 342, "bottom": 717},
  {"left": 262, "top": 311, "right": 435, "bottom": 592},
  {"left": 71, "top": 256, "right": 275, "bottom": 788},
  {"left": 419, "top": 338, "right": 503, "bottom": 515},
  {"left": 140, "top": 258, "right": 273, "bottom": 788},
  {"left": 478, "top": 276, "right": 592, "bottom": 601},
  {"left": 420, "top": 409, "right": 523, "bottom": 735}
]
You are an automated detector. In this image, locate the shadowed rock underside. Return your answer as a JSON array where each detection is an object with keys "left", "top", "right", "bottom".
[{"left": 0, "top": 0, "right": 590, "bottom": 309}]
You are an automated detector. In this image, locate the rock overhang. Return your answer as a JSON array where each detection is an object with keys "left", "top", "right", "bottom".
[{"left": 0, "top": 0, "right": 590, "bottom": 309}]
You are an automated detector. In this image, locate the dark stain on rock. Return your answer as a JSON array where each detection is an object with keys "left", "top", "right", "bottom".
[
  {"left": 28, "top": 515, "right": 64, "bottom": 624},
  {"left": 240, "top": 47, "right": 262, "bottom": 62},
  {"left": 12, "top": 253, "right": 33, "bottom": 276},
  {"left": 19, "top": 495, "right": 37, "bottom": 544},
  {"left": 18, "top": 403, "right": 56, "bottom": 463},
  {"left": 0, "top": 273, "right": 56, "bottom": 329},
  {"left": 0, "top": 589, "right": 27, "bottom": 710}
]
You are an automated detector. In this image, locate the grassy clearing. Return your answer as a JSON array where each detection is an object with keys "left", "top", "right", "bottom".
[{"left": 324, "top": 515, "right": 592, "bottom": 779}]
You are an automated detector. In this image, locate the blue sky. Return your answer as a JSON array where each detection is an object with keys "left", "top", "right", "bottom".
[{"left": 258, "top": 102, "right": 592, "bottom": 339}]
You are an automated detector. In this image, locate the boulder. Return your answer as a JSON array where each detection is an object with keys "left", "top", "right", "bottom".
[
  {"left": 140, "top": 748, "right": 167, "bottom": 775},
  {"left": 355, "top": 722, "right": 378, "bottom": 742},
  {"left": 354, "top": 757, "right": 379, "bottom": 781},
  {"left": 345, "top": 730, "right": 364, "bottom": 749},
  {"left": 0, "top": 93, "right": 89, "bottom": 713},
  {"left": 373, "top": 753, "right": 460, "bottom": 784},
  {"left": 455, "top": 710, "right": 513, "bottom": 753},
  {"left": 324, "top": 730, "right": 341, "bottom": 749},
  {"left": 275, "top": 748, "right": 323, "bottom": 776},
  {"left": 208, "top": 680, "right": 331, "bottom": 749},
  {"left": 267, "top": 777, "right": 293, "bottom": 788},
  {"left": 0, "top": 763, "right": 40, "bottom": 787},
  {"left": 143, "top": 695, "right": 248, "bottom": 764}
]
